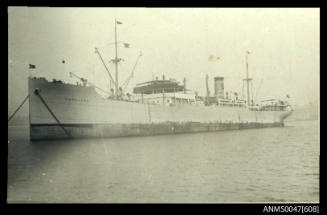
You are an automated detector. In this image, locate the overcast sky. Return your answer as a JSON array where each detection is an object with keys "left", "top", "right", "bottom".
[{"left": 8, "top": 7, "right": 319, "bottom": 113}]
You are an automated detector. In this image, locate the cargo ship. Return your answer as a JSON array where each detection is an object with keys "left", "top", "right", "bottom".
[{"left": 27, "top": 20, "right": 293, "bottom": 140}]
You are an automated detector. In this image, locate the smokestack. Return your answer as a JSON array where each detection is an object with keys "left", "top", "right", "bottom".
[
  {"left": 214, "top": 76, "right": 224, "bottom": 98},
  {"left": 162, "top": 74, "right": 165, "bottom": 80},
  {"left": 205, "top": 74, "right": 210, "bottom": 105},
  {"left": 183, "top": 77, "right": 187, "bottom": 92}
]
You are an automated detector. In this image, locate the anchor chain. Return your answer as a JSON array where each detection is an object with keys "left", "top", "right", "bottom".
[
  {"left": 8, "top": 94, "right": 29, "bottom": 122},
  {"left": 34, "top": 89, "right": 71, "bottom": 138}
]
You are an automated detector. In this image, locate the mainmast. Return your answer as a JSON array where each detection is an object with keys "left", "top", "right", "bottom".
[
  {"left": 246, "top": 52, "right": 250, "bottom": 105},
  {"left": 114, "top": 19, "right": 119, "bottom": 99},
  {"left": 244, "top": 51, "right": 253, "bottom": 106}
]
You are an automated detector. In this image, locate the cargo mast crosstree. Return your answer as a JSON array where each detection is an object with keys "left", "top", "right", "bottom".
[{"left": 94, "top": 19, "right": 141, "bottom": 99}]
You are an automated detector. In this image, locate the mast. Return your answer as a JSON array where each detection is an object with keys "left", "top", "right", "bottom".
[
  {"left": 114, "top": 19, "right": 119, "bottom": 99},
  {"left": 246, "top": 53, "right": 250, "bottom": 105},
  {"left": 244, "top": 51, "right": 252, "bottom": 106}
]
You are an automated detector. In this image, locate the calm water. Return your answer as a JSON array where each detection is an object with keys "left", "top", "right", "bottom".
[{"left": 7, "top": 120, "right": 319, "bottom": 203}]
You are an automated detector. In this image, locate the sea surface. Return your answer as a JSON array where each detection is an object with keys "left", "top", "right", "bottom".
[{"left": 7, "top": 120, "right": 319, "bottom": 203}]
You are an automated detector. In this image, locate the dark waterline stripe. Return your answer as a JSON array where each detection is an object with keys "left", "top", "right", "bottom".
[{"left": 31, "top": 123, "right": 94, "bottom": 128}]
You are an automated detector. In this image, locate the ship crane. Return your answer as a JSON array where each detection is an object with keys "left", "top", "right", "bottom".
[
  {"left": 94, "top": 47, "right": 116, "bottom": 87},
  {"left": 69, "top": 72, "right": 111, "bottom": 96},
  {"left": 120, "top": 51, "right": 142, "bottom": 93}
]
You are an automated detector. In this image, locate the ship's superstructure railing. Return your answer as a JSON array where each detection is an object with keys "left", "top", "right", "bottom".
[
  {"left": 135, "top": 79, "right": 180, "bottom": 87},
  {"left": 140, "top": 91, "right": 197, "bottom": 106},
  {"left": 259, "top": 99, "right": 289, "bottom": 111},
  {"left": 133, "top": 77, "right": 185, "bottom": 95},
  {"left": 216, "top": 98, "right": 247, "bottom": 107},
  {"left": 259, "top": 105, "right": 288, "bottom": 111},
  {"left": 203, "top": 96, "right": 248, "bottom": 107}
]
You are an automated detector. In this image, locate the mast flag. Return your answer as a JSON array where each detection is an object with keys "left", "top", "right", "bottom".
[
  {"left": 116, "top": 20, "right": 123, "bottom": 24},
  {"left": 123, "top": 43, "right": 130, "bottom": 48},
  {"left": 29, "top": 64, "right": 36, "bottom": 69}
]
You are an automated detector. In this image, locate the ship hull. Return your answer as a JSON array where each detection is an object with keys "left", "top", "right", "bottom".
[
  {"left": 28, "top": 77, "right": 292, "bottom": 140},
  {"left": 30, "top": 122, "right": 284, "bottom": 140}
]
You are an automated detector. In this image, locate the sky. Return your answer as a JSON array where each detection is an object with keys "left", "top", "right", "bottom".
[{"left": 8, "top": 7, "right": 319, "bottom": 114}]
